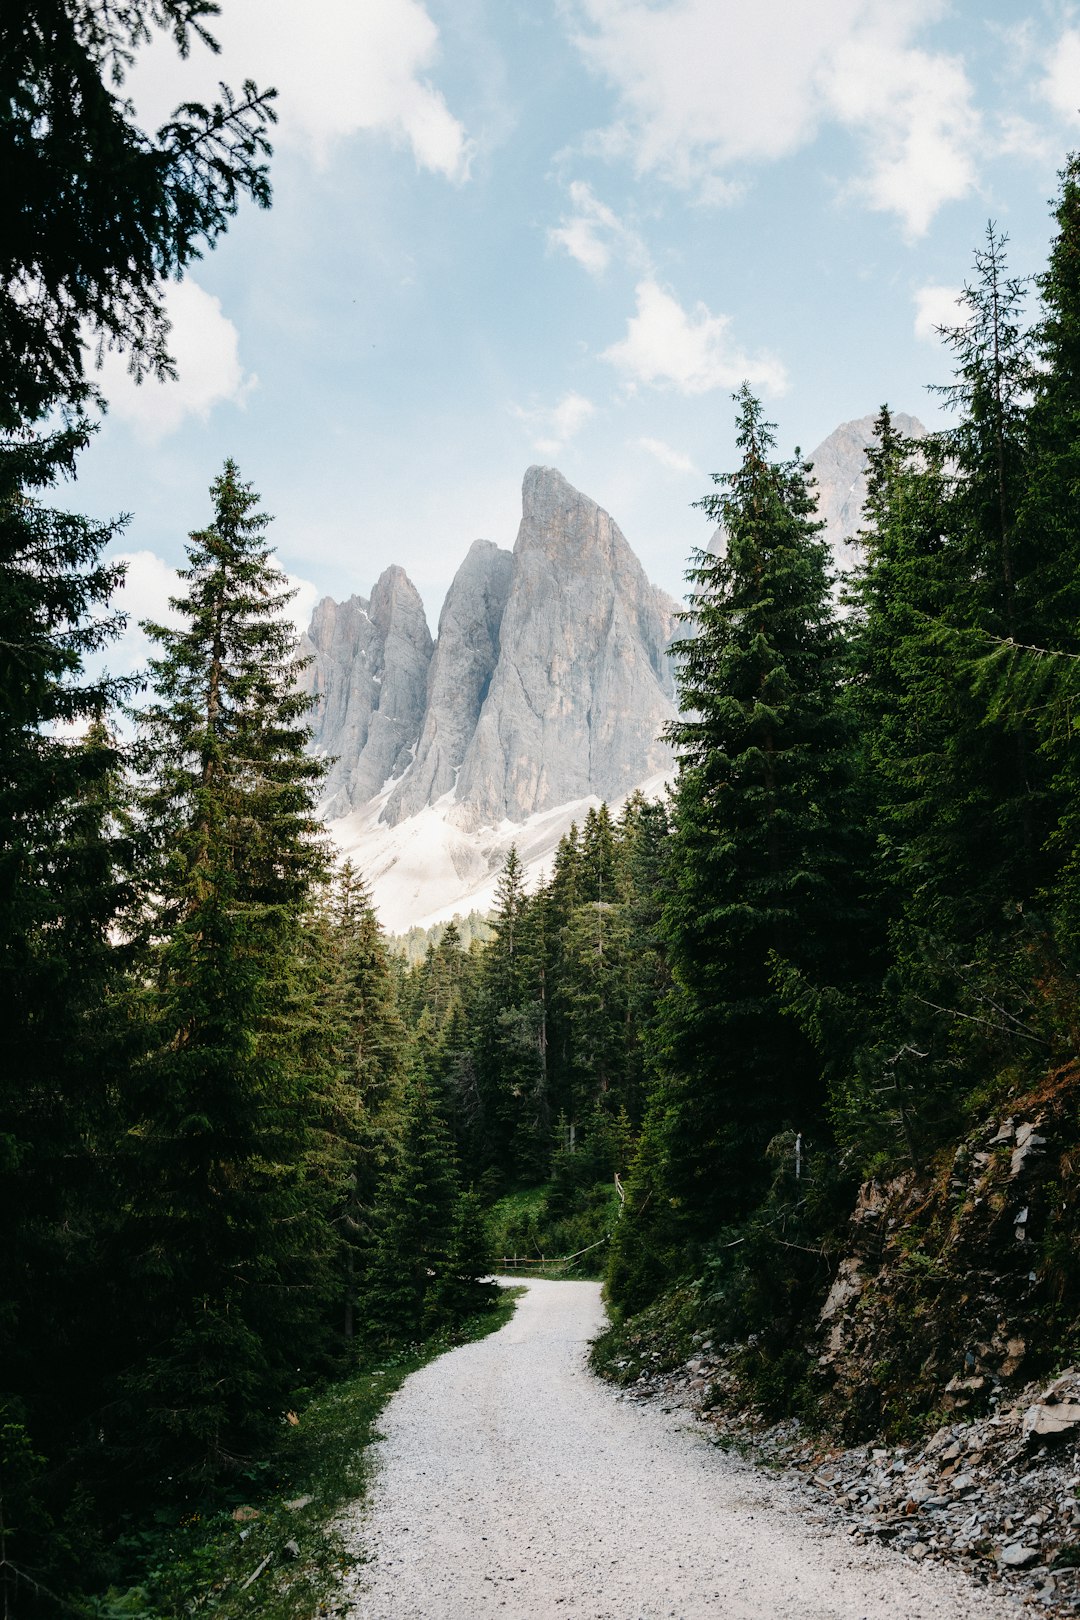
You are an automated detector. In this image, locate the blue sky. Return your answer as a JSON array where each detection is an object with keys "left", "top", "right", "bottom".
[{"left": 62, "top": 0, "right": 1080, "bottom": 663}]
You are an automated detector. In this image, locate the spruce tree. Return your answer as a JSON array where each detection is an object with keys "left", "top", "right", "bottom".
[
  {"left": 1017, "top": 156, "right": 1080, "bottom": 972},
  {"left": 613, "top": 792, "right": 671, "bottom": 1125},
  {"left": 633, "top": 388, "right": 861, "bottom": 1257},
  {"left": 1020, "top": 158, "right": 1080, "bottom": 655},
  {"left": 841, "top": 238, "right": 1042, "bottom": 1166},
  {"left": 367, "top": 1061, "right": 460, "bottom": 1344},
  {"left": 119, "top": 461, "right": 329, "bottom": 1482},
  {"left": 430, "top": 1190, "right": 498, "bottom": 1324},
  {"left": 840, "top": 414, "right": 969, "bottom": 1162},
  {"left": 0, "top": 428, "right": 134, "bottom": 1573},
  {"left": 472, "top": 848, "right": 546, "bottom": 1181},
  {"left": 2, "top": 1, "right": 276, "bottom": 426},
  {"left": 301, "top": 862, "right": 407, "bottom": 1345}
]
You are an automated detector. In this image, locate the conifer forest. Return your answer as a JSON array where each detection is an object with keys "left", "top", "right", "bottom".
[{"left": 5, "top": 3, "right": 1080, "bottom": 1615}]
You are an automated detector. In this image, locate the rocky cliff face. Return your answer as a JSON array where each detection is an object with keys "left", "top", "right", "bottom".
[
  {"left": 450, "top": 466, "right": 679, "bottom": 828},
  {"left": 298, "top": 564, "right": 433, "bottom": 820},
  {"left": 383, "top": 539, "right": 514, "bottom": 826},
  {"left": 808, "top": 412, "right": 927, "bottom": 574},
  {"left": 304, "top": 467, "right": 679, "bottom": 836},
  {"left": 300, "top": 431, "right": 921, "bottom": 927}
]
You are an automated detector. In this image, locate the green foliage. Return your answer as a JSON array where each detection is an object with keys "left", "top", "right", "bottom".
[
  {"left": 617, "top": 386, "right": 864, "bottom": 1295},
  {"left": 589, "top": 1285, "right": 703, "bottom": 1384},
  {"left": 74, "top": 1294, "right": 519, "bottom": 1620},
  {"left": 365, "top": 1064, "right": 462, "bottom": 1344},
  {"left": 115, "top": 463, "right": 331, "bottom": 1486},
  {"left": 11, "top": 43, "right": 1080, "bottom": 1605},
  {"left": 430, "top": 1191, "right": 500, "bottom": 1320},
  {"left": 1, "top": 1, "right": 277, "bottom": 427},
  {"left": 0, "top": 428, "right": 139, "bottom": 1614}
]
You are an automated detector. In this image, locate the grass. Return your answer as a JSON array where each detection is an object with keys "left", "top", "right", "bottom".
[
  {"left": 486, "top": 1182, "right": 617, "bottom": 1281},
  {"left": 81, "top": 1291, "right": 523, "bottom": 1620}
]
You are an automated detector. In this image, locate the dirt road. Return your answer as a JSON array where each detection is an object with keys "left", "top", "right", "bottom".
[{"left": 338, "top": 1279, "right": 1016, "bottom": 1618}]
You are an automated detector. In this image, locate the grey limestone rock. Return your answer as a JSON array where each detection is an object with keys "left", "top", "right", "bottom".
[
  {"left": 450, "top": 465, "right": 678, "bottom": 827},
  {"left": 298, "top": 564, "right": 432, "bottom": 819},
  {"left": 301, "top": 466, "right": 681, "bottom": 831},
  {"left": 383, "top": 539, "right": 514, "bottom": 826}
]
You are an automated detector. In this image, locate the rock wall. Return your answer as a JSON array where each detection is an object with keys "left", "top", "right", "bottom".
[
  {"left": 808, "top": 412, "right": 927, "bottom": 575},
  {"left": 298, "top": 565, "right": 433, "bottom": 820},
  {"left": 816, "top": 1064, "right": 1080, "bottom": 1439},
  {"left": 383, "top": 539, "right": 514, "bottom": 826},
  {"left": 450, "top": 466, "right": 679, "bottom": 828},
  {"left": 301, "top": 466, "right": 680, "bottom": 833}
]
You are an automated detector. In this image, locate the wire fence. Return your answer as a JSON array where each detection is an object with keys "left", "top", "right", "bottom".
[{"left": 491, "top": 1234, "right": 611, "bottom": 1272}]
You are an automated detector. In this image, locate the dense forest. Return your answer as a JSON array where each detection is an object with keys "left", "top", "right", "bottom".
[{"left": 5, "top": 2, "right": 1080, "bottom": 1614}]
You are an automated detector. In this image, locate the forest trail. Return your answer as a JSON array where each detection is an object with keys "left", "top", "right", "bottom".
[{"left": 337, "top": 1280, "right": 1016, "bottom": 1619}]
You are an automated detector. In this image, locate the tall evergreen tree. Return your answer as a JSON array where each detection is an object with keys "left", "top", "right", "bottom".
[
  {"left": 841, "top": 237, "right": 1043, "bottom": 1166},
  {"left": 625, "top": 388, "right": 862, "bottom": 1270},
  {"left": 472, "top": 848, "right": 546, "bottom": 1181},
  {"left": 0, "top": 429, "right": 135, "bottom": 1578},
  {"left": 366, "top": 1060, "right": 461, "bottom": 1344},
  {"left": 118, "top": 461, "right": 329, "bottom": 1482},
  {"left": 300, "top": 862, "right": 407, "bottom": 1345},
  {"left": 1017, "top": 155, "right": 1080, "bottom": 968}
]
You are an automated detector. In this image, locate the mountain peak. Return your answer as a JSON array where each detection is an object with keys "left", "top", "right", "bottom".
[{"left": 808, "top": 411, "right": 928, "bottom": 573}]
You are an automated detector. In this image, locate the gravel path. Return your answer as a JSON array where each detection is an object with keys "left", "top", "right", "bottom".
[{"left": 338, "top": 1279, "right": 1019, "bottom": 1619}]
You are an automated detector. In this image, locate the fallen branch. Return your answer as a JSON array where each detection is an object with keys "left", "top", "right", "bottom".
[{"left": 240, "top": 1552, "right": 273, "bottom": 1591}]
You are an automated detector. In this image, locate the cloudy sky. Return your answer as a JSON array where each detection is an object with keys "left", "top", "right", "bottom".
[{"left": 62, "top": 0, "right": 1080, "bottom": 653}]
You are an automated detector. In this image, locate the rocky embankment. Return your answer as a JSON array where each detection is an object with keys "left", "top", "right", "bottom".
[
  {"left": 613, "top": 1351, "right": 1080, "bottom": 1612},
  {"left": 599, "top": 1065, "right": 1080, "bottom": 1613},
  {"left": 340, "top": 1280, "right": 1019, "bottom": 1620}
]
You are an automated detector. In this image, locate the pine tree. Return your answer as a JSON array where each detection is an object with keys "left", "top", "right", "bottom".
[
  {"left": 0, "top": 428, "right": 135, "bottom": 1581},
  {"left": 430, "top": 1190, "right": 498, "bottom": 1324},
  {"left": 2, "top": 1, "right": 276, "bottom": 427},
  {"left": 472, "top": 848, "right": 546, "bottom": 1181},
  {"left": 840, "top": 238, "right": 1043, "bottom": 1167},
  {"left": 1017, "top": 157, "right": 1080, "bottom": 971},
  {"left": 301, "top": 863, "right": 407, "bottom": 1345},
  {"left": 541, "top": 824, "right": 582, "bottom": 1130},
  {"left": 932, "top": 227, "right": 1043, "bottom": 916},
  {"left": 615, "top": 792, "right": 671, "bottom": 1123},
  {"left": 633, "top": 388, "right": 862, "bottom": 1260},
  {"left": 1020, "top": 158, "right": 1080, "bottom": 655},
  {"left": 118, "top": 461, "right": 329, "bottom": 1482},
  {"left": 366, "top": 1061, "right": 461, "bottom": 1343}
]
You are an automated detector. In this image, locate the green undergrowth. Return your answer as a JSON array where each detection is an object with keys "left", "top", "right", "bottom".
[
  {"left": 590, "top": 1282, "right": 820, "bottom": 1429},
  {"left": 79, "top": 1291, "right": 523, "bottom": 1620},
  {"left": 487, "top": 1179, "right": 618, "bottom": 1281},
  {"left": 590, "top": 1284, "right": 703, "bottom": 1386}
]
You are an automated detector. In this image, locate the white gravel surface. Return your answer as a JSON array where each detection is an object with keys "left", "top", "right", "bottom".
[{"left": 338, "top": 1279, "right": 1020, "bottom": 1619}]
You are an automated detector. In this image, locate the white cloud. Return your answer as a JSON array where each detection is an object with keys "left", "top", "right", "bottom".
[
  {"left": 602, "top": 280, "right": 787, "bottom": 396},
  {"left": 1040, "top": 28, "right": 1080, "bottom": 127},
  {"left": 97, "top": 280, "right": 254, "bottom": 441},
  {"left": 913, "top": 283, "right": 962, "bottom": 344},
  {"left": 548, "top": 180, "right": 648, "bottom": 276},
  {"left": 824, "top": 35, "right": 979, "bottom": 237},
  {"left": 129, "top": 0, "right": 473, "bottom": 179},
  {"left": 287, "top": 576, "right": 321, "bottom": 640},
  {"left": 994, "top": 113, "right": 1058, "bottom": 164},
  {"left": 512, "top": 391, "right": 596, "bottom": 454},
  {"left": 105, "top": 550, "right": 183, "bottom": 680},
  {"left": 634, "top": 437, "right": 698, "bottom": 475},
  {"left": 105, "top": 551, "right": 317, "bottom": 681},
  {"left": 566, "top": 0, "right": 980, "bottom": 233}
]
